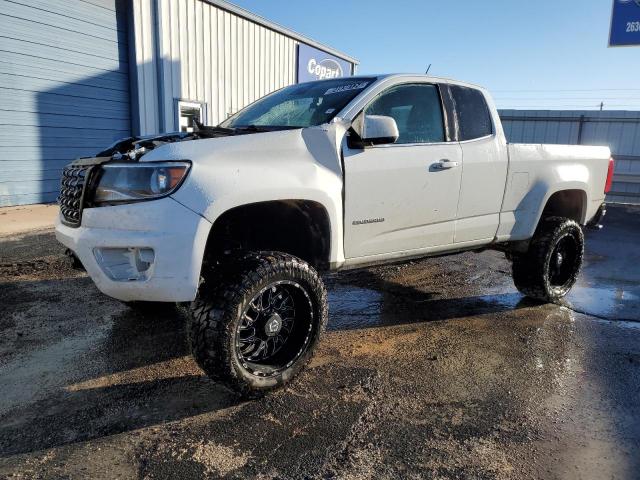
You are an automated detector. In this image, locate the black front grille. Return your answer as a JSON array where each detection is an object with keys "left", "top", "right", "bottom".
[{"left": 58, "top": 164, "right": 93, "bottom": 227}]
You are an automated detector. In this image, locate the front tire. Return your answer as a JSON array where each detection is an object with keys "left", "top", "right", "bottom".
[
  {"left": 511, "top": 216, "right": 584, "bottom": 303},
  {"left": 190, "top": 251, "right": 328, "bottom": 397}
]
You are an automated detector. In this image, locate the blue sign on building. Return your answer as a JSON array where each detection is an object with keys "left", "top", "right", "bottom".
[
  {"left": 609, "top": 0, "right": 640, "bottom": 46},
  {"left": 297, "top": 44, "right": 353, "bottom": 83}
]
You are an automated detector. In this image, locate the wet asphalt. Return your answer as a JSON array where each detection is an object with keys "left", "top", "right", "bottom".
[{"left": 0, "top": 205, "right": 639, "bottom": 480}]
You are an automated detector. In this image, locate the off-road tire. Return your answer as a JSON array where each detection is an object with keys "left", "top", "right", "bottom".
[
  {"left": 512, "top": 216, "right": 584, "bottom": 303},
  {"left": 190, "top": 251, "right": 328, "bottom": 397}
]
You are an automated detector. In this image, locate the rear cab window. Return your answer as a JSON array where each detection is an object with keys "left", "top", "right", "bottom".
[{"left": 450, "top": 85, "right": 493, "bottom": 141}]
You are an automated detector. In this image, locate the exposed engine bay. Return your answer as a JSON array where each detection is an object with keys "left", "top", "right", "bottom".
[{"left": 94, "top": 123, "right": 244, "bottom": 162}]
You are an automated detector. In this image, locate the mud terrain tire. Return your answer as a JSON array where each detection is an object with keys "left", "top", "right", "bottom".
[
  {"left": 190, "top": 251, "right": 328, "bottom": 397},
  {"left": 512, "top": 216, "right": 584, "bottom": 303}
]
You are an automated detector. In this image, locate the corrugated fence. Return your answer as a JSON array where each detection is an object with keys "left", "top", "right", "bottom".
[{"left": 499, "top": 110, "right": 640, "bottom": 204}]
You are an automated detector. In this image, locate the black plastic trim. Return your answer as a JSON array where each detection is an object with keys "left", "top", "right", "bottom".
[{"left": 438, "top": 83, "right": 459, "bottom": 142}]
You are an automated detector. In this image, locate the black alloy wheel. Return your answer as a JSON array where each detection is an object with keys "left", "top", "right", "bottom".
[
  {"left": 236, "top": 281, "right": 314, "bottom": 377},
  {"left": 547, "top": 234, "right": 580, "bottom": 289},
  {"left": 512, "top": 216, "right": 585, "bottom": 303},
  {"left": 190, "top": 251, "right": 328, "bottom": 397}
]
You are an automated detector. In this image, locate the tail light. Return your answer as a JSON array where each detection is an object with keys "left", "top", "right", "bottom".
[{"left": 604, "top": 157, "right": 614, "bottom": 194}]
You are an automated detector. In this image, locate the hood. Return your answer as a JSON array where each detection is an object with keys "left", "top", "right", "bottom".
[
  {"left": 139, "top": 122, "right": 348, "bottom": 175},
  {"left": 139, "top": 122, "right": 350, "bottom": 223},
  {"left": 94, "top": 124, "right": 284, "bottom": 162}
]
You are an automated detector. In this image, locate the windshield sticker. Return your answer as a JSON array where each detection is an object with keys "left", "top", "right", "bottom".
[
  {"left": 325, "top": 108, "right": 336, "bottom": 114},
  {"left": 324, "top": 82, "right": 370, "bottom": 96}
]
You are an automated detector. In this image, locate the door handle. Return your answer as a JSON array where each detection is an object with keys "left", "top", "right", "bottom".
[{"left": 435, "top": 159, "right": 459, "bottom": 169}]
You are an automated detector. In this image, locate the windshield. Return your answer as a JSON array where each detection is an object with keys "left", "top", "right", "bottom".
[{"left": 221, "top": 78, "right": 376, "bottom": 129}]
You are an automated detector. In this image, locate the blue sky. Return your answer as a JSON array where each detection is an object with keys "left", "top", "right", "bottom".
[{"left": 231, "top": 0, "right": 640, "bottom": 110}]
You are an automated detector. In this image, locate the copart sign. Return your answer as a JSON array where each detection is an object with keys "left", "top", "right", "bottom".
[{"left": 297, "top": 44, "right": 353, "bottom": 82}]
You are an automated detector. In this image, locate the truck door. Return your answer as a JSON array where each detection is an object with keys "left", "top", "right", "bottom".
[
  {"left": 343, "top": 83, "right": 463, "bottom": 260},
  {"left": 448, "top": 85, "right": 509, "bottom": 243}
]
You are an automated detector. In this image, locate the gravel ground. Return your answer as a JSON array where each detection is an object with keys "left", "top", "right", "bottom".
[{"left": 0, "top": 205, "right": 639, "bottom": 479}]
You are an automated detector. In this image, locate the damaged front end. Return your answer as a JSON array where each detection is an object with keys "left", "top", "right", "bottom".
[
  {"left": 95, "top": 124, "right": 239, "bottom": 161},
  {"left": 58, "top": 125, "right": 239, "bottom": 227},
  {"left": 96, "top": 132, "right": 192, "bottom": 162}
]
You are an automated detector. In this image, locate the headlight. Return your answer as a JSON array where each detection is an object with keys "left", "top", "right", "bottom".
[{"left": 93, "top": 161, "right": 191, "bottom": 205}]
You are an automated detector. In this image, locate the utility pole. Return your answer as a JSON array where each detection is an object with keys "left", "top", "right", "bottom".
[{"left": 600, "top": 102, "right": 604, "bottom": 111}]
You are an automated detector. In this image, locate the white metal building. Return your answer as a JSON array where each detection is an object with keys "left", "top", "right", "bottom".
[
  {"left": 0, "top": 0, "right": 358, "bottom": 206},
  {"left": 131, "top": 0, "right": 358, "bottom": 135}
]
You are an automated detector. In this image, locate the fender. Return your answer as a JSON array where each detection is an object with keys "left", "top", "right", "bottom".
[{"left": 141, "top": 125, "right": 349, "bottom": 267}]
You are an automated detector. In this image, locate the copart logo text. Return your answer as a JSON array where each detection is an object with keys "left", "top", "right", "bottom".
[{"left": 307, "top": 58, "right": 343, "bottom": 80}]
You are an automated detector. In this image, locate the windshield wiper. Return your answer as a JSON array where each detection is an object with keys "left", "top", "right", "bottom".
[
  {"left": 192, "top": 120, "right": 238, "bottom": 137},
  {"left": 232, "top": 125, "right": 302, "bottom": 132}
]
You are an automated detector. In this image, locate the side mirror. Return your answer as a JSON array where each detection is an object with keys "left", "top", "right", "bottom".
[{"left": 361, "top": 115, "right": 399, "bottom": 146}]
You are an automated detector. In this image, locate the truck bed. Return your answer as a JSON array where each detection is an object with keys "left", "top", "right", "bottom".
[{"left": 496, "top": 143, "right": 611, "bottom": 241}]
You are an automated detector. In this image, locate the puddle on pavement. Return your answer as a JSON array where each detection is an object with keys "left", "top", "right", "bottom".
[
  {"left": 327, "top": 282, "right": 528, "bottom": 331},
  {"left": 566, "top": 282, "right": 640, "bottom": 322},
  {"left": 326, "top": 252, "right": 640, "bottom": 331},
  {"left": 327, "top": 284, "right": 383, "bottom": 330},
  {"left": 609, "top": 320, "right": 640, "bottom": 330}
]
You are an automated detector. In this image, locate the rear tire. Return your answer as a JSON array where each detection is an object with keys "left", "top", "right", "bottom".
[
  {"left": 511, "top": 216, "right": 584, "bottom": 303},
  {"left": 189, "top": 251, "right": 328, "bottom": 397}
]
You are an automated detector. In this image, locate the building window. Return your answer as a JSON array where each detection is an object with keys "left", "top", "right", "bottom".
[{"left": 176, "top": 100, "right": 205, "bottom": 132}]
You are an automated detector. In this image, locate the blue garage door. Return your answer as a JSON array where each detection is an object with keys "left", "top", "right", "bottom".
[{"left": 0, "top": 0, "right": 130, "bottom": 206}]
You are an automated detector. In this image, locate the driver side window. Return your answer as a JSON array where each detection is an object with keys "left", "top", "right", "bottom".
[{"left": 364, "top": 84, "right": 445, "bottom": 144}]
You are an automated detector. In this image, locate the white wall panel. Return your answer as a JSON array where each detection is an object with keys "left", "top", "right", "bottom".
[
  {"left": 131, "top": 0, "right": 159, "bottom": 135},
  {"left": 132, "top": 0, "right": 355, "bottom": 133}
]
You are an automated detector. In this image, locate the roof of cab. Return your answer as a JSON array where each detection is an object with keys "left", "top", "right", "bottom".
[
  {"left": 301, "top": 74, "right": 487, "bottom": 91},
  {"left": 373, "top": 74, "right": 486, "bottom": 90}
]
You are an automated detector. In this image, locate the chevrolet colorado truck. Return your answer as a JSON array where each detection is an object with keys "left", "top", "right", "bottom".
[{"left": 56, "top": 74, "right": 613, "bottom": 396}]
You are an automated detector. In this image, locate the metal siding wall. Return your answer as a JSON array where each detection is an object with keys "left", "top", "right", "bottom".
[
  {"left": 500, "top": 110, "right": 640, "bottom": 205},
  {"left": 193, "top": 0, "right": 299, "bottom": 126},
  {"left": 131, "top": 0, "right": 159, "bottom": 134},
  {"left": 134, "top": 0, "right": 319, "bottom": 134},
  {"left": 0, "top": 0, "right": 131, "bottom": 207}
]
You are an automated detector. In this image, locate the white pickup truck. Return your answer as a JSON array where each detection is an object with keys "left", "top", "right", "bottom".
[{"left": 56, "top": 74, "right": 614, "bottom": 396}]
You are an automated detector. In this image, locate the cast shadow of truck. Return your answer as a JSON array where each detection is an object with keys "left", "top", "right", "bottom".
[{"left": 0, "top": 246, "right": 534, "bottom": 458}]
